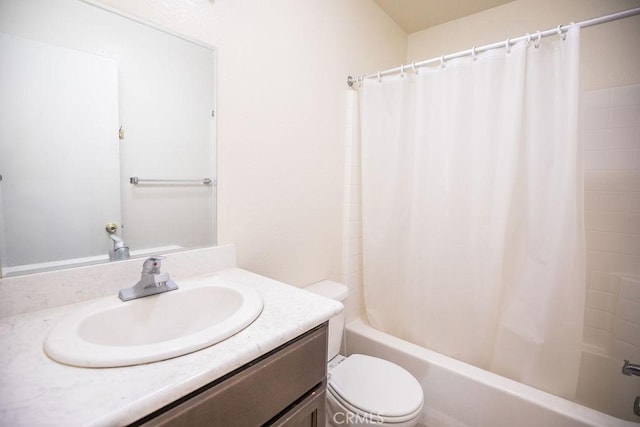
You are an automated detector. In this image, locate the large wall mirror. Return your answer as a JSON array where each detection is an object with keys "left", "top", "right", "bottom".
[{"left": 0, "top": 0, "right": 217, "bottom": 277}]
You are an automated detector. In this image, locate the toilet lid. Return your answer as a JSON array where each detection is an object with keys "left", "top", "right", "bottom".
[{"left": 328, "top": 354, "right": 423, "bottom": 419}]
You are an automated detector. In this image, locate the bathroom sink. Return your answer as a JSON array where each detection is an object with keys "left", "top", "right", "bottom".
[{"left": 44, "top": 282, "right": 264, "bottom": 368}]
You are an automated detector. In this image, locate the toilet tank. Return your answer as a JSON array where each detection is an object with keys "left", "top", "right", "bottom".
[{"left": 304, "top": 280, "right": 348, "bottom": 361}]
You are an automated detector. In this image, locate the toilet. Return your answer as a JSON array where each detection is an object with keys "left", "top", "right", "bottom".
[{"left": 304, "top": 281, "right": 424, "bottom": 427}]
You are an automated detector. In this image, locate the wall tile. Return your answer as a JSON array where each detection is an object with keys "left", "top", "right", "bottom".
[
  {"left": 611, "top": 85, "right": 640, "bottom": 107},
  {"left": 614, "top": 319, "right": 640, "bottom": 347},
  {"left": 584, "top": 171, "right": 602, "bottom": 191},
  {"left": 631, "top": 171, "right": 640, "bottom": 190},
  {"left": 583, "top": 327, "right": 611, "bottom": 352},
  {"left": 604, "top": 150, "right": 636, "bottom": 170},
  {"left": 583, "top": 106, "right": 610, "bottom": 130},
  {"left": 584, "top": 191, "right": 601, "bottom": 211},
  {"left": 587, "top": 270, "right": 621, "bottom": 293},
  {"left": 345, "top": 253, "right": 362, "bottom": 276},
  {"left": 586, "top": 231, "right": 623, "bottom": 252},
  {"left": 628, "top": 214, "right": 640, "bottom": 234},
  {"left": 344, "top": 202, "right": 361, "bottom": 224},
  {"left": 622, "top": 235, "right": 640, "bottom": 256},
  {"left": 583, "top": 88, "right": 611, "bottom": 108},
  {"left": 629, "top": 193, "right": 640, "bottom": 213},
  {"left": 584, "top": 307, "right": 615, "bottom": 332},
  {"left": 584, "top": 211, "right": 597, "bottom": 231},
  {"left": 582, "top": 83, "right": 639, "bottom": 356},
  {"left": 609, "top": 105, "right": 640, "bottom": 129},
  {"left": 611, "top": 339, "right": 640, "bottom": 361},
  {"left": 599, "top": 171, "right": 632, "bottom": 191},
  {"left": 607, "top": 127, "right": 637, "bottom": 150},
  {"left": 586, "top": 250, "right": 627, "bottom": 273},
  {"left": 620, "top": 277, "right": 640, "bottom": 303},
  {"left": 590, "top": 211, "right": 628, "bottom": 233},
  {"left": 582, "top": 129, "right": 608, "bottom": 150},
  {"left": 586, "top": 290, "right": 618, "bottom": 312},
  {"left": 584, "top": 150, "right": 606, "bottom": 170},
  {"left": 616, "top": 299, "right": 640, "bottom": 325},
  {"left": 344, "top": 184, "right": 360, "bottom": 204},
  {"left": 597, "top": 191, "right": 630, "bottom": 212}
]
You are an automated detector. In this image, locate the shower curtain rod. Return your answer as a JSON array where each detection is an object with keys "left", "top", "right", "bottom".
[{"left": 347, "top": 7, "right": 640, "bottom": 88}]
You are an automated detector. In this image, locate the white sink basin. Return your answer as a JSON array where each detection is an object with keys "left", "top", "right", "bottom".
[{"left": 44, "top": 282, "right": 263, "bottom": 368}]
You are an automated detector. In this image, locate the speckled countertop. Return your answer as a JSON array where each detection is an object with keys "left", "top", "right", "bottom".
[{"left": 0, "top": 268, "right": 342, "bottom": 426}]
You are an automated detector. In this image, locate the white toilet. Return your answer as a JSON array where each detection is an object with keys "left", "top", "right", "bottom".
[{"left": 304, "top": 281, "right": 424, "bottom": 427}]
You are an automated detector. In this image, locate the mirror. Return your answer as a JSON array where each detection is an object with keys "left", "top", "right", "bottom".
[{"left": 0, "top": 0, "right": 217, "bottom": 276}]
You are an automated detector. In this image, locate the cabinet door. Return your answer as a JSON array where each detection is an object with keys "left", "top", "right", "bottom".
[
  {"left": 139, "top": 324, "right": 327, "bottom": 427},
  {"left": 269, "top": 388, "right": 326, "bottom": 427}
]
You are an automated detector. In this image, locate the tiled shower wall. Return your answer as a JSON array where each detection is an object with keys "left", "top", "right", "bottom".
[
  {"left": 342, "top": 91, "right": 363, "bottom": 323},
  {"left": 343, "top": 84, "right": 640, "bottom": 359},
  {"left": 583, "top": 83, "right": 640, "bottom": 361}
]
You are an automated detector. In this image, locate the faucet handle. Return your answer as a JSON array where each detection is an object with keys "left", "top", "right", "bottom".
[{"left": 142, "top": 256, "right": 166, "bottom": 274}]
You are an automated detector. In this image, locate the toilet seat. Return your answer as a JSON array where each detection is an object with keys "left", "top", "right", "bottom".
[{"left": 328, "top": 354, "right": 423, "bottom": 423}]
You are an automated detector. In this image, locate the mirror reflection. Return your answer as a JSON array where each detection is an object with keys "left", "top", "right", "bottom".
[{"left": 0, "top": 0, "right": 217, "bottom": 276}]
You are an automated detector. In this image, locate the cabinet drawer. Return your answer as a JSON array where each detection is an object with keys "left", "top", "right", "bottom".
[
  {"left": 269, "top": 387, "right": 326, "bottom": 427},
  {"left": 139, "top": 323, "right": 327, "bottom": 426}
]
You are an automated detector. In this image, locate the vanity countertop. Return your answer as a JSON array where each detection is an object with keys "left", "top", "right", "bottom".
[{"left": 0, "top": 268, "right": 342, "bottom": 426}]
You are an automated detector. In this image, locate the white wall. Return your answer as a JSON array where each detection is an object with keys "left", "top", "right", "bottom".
[
  {"left": 93, "top": 0, "right": 407, "bottom": 287},
  {"left": 582, "top": 84, "right": 640, "bottom": 360}
]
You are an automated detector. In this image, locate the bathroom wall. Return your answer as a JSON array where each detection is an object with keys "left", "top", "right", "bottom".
[
  {"left": 342, "top": 91, "right": 362, "bottom": 322},
  {"left": 583, "top": 84, "right": 640, "bottom": 360},
  {"left": 91, "top": 0, "right": 407, "bottom": 288}
]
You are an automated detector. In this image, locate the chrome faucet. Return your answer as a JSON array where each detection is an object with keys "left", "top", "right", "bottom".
[
  {"left": 106, "top": 223, "right": 129, "bottom": 261},
  {"left": 118, "top": 256, "right": 178, "bottom": 301},
  {"left": 108, "top": 234, "right": 130, "bottom": 261},
  {"left": 622, "top": 360, "right": 640, "bottom": 376}
]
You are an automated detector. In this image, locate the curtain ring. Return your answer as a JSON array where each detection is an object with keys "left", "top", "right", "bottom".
[
  {"left": 534, "top": 30, "right": 541, "bottom": 48},
  {"left": 557, "top": 24, "right": 566, "bottom": 40},
  {"left": 411, "top": 61, "right": 418, "bottom": 74},
  {"left": 472, "top": 46, "right": 477, "bottom": 61},
  {"left": 525, "top": 33, "right": 531, "bottom": 45},
  {"left": 400, "top": 64, "right": 405, "bottom": 78},
  {"left": 440, "top": 54, "right": 445, "bottom": 69},
  {"left": 505, "top": 38, "right": 511, "bottom": 54},
  {"left": 377, "top": 70, "right": 381, "bottom": 82}
]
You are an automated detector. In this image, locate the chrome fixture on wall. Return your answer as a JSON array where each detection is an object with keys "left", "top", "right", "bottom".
[
  {"left": 622, "top": 360, "right": 640, "bottom": 377},
  {"left": 106, "top": 223, "right": 130, "bottom": 261}
]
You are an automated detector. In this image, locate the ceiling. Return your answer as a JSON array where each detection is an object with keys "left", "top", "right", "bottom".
[{"left": 373, "top": 0, "right": 515, "bottom": 33}]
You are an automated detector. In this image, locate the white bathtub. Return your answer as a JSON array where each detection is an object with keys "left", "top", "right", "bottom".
[{"left": 345, "top": 318, "right": 637, "bottom": 427}]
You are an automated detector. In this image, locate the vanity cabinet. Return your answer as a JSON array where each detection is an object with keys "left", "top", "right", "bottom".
[{"left": 134, "top": 322, "right": 328, "bottom": 427}]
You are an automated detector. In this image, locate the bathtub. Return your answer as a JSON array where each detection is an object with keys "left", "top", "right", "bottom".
[{"left": 345, "top": 318, "right": 638, "bottom": 427}]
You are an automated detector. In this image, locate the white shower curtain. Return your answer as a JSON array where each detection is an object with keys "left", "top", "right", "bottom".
[{"left": 360, "top": 27, "right": 585, "bottom": 399}]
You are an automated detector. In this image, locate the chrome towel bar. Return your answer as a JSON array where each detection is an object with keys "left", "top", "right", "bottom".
[{"left": 129, "top": 177, "right": 213, "bottom": 185}]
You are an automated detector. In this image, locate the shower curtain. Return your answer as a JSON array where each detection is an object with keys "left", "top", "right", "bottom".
[{"left": 360, "top": 26, "right": 585, "bottom": 399}]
